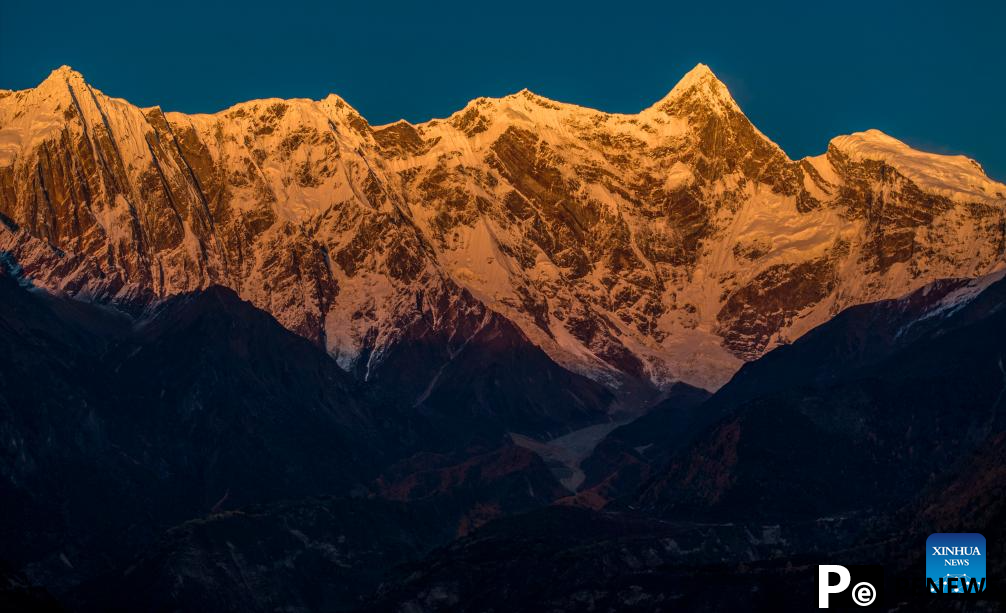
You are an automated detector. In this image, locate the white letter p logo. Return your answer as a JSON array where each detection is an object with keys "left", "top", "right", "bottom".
[{"left": 819, "top": 565, "right": 851, "bottom": 608}]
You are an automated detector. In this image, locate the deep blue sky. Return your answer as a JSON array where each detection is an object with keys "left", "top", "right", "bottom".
[{"left": 3, "top": 0, "right": 1004, "bottom": 179}]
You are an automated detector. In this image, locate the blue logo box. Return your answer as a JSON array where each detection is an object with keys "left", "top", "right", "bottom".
[{"left": 927, "top": 533, "right": 986, "bottom": 594}]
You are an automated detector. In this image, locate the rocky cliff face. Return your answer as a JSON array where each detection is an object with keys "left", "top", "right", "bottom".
[{"left": 2, "top": 64, "right": 1004, "bottom": 391}]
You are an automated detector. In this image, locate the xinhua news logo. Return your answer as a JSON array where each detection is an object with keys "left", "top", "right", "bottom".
[
  {"left": 927, "top": 533, "right": 986, "bottom": 594},
  {"left": 818, "top": 565, "right": 883, "bottom": 608}
]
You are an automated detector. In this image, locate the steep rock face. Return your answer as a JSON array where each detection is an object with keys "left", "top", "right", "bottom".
[{"left": 2, "top": 64, "right": 1004, "bottom": 390}]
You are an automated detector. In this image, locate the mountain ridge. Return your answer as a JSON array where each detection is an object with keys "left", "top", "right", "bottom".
[
  {"left": 20, "top": 63, "right": 976, "bottom": 173},
  {"left": 2, "top": 62, "right": 1004, "bottom": 392}
]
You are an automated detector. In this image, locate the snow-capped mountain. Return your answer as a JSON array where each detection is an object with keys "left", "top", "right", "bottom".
[{"left": 1, "top": 64, "right": 1003, "bottom": 391}]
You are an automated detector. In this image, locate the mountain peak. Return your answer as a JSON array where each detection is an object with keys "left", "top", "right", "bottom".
[
  {"left": 499, "top": 88, "right": 552, "bottom": 106},
  {"left": 41, "top": 65, "right": 88, "bottom": 88},
  {"left": 318, "top": 92, "right": 365, "bottom": 117},
  {"left": 827, "top": 129, "right": 1006, "bottom": 203},
  {"left": 648, "top": 63, "right": 740, "bottom": 115},
  {"left": 676, "top": 63, "right": 718, "bottom": 87},
  {"left": 52, "top": 65, "right": 79, "bottom": 76},
  {"left": 830, "top": 128, "right": 901, "bottom": 149},
  {"left": 28, "top": 66, "right": 91, "bottom": 104}
]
